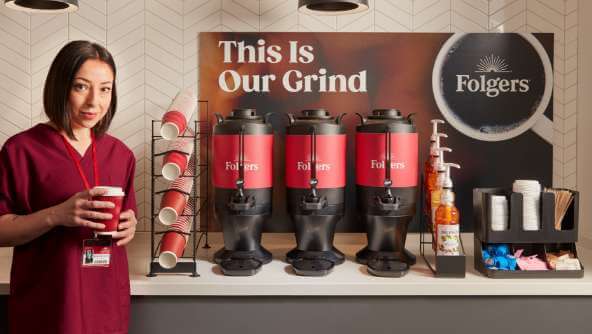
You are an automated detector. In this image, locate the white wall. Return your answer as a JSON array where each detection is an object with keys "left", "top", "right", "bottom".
[
  {"left": 0, "top": 0, "right": 581, "bottom": 231},
  {"left": 578, "top": 0, "right": 591, "bottom": 241}
]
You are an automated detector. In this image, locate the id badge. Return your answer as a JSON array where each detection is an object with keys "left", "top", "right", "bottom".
[{"left": 82, "top": 238, "right": 112, "bottom": 267}]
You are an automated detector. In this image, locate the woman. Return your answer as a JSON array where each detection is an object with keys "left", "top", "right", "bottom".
[{"left": 0, "top": 41, "right": 137, "bottom": 333}]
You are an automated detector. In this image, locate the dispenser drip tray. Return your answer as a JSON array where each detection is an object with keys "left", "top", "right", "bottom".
[
  {"left": 213, "top": 248, "right": 273, "bottom": 265},
  {"left": 291, "top": 258, "right": 335, "bottom": 277},
  {"left": 214, "top": 248, "right": 272, "bottom": 276},
  {"left": 286, "top": 248, "right": 345, "bottom": 265},
  {"left": 219, "top": 258, "right": 263, "bottom": 276},
  {"left": 367, "top": 257, "right": 409, "bottom": 277},
  {"left": 286, "top": 248, "right": 345, "bottom": 277},
  {"left": 355, "top": 247, "right": 416, "bottom": 266}
]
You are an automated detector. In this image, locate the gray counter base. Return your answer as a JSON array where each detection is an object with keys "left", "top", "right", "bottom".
[
  {"left": 129, "top": 296, "right": 592, "bottom": 333},
  {"left": 2, "top": 296, "right": 591, "bottom": 333}
]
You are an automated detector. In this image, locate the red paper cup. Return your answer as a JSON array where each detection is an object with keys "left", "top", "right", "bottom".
[
  {"left": 170, "top": 200, "right": 194, "bottom": 232},
  {"left": 170, "top": 173, "right": 194, "bottom": 194},
  {"left": 161, "top": 111, "right": 187, "bottom": 140},
  {"left": 162, "top": 151, "right": 188, "bottom": 181},
  {"left": 93, "top": 186, "right": 125, "bottom": 235},
  {"left": 158, "top": 231, "right": 188, "bottom": 269},
  {"left": 158, "top": 190, "right": 188, "bottom": 226}
]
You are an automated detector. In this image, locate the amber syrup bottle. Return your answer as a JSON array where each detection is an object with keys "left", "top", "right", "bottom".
[{"left": 435, "top": 163, "right": 461, "bottom": 256}]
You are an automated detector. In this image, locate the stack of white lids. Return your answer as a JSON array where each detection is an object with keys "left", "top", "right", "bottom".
[
  {"left": 490, "top": 195, "right": 509, "bottom": 231},
  {"left": 513, "top": 180, "right": 541, "bottom": 231}
]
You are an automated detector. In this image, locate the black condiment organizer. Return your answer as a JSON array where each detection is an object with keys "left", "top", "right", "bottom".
[
  {"left": 473, "top": 187, "right": 583, "bottom": 278},
  {"left": 474, "top": 239, "right": 584, "bottom": 278},
  {"left": 147, "top": 101, "right": 211, "bottom": 277},
  {"left": 419, "top": 177, "right": 466, "bottom": 278},
  {"left": 474, "top": 188, "right": 579, "bottom": 243}
]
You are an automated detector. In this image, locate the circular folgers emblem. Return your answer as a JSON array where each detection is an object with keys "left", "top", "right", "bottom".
[{"left": 432, "top": 33, "right": 553, "bottom": 142}]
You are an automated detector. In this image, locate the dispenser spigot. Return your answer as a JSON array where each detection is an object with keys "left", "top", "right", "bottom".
[
  {"left": 300, "top": 126, "right": 327, "bottom": 211},
  {"left": 228, "top": 126, "right": 255, "bottom": 211},
  {"left": 376, "top": 129, "right": 400, "bottom": 212},
  {"left": 235, "top": 178, "right": 245, "bottom": 200},
  {"left": 309, "top": 177, "right": 319, "bottom": 200}
]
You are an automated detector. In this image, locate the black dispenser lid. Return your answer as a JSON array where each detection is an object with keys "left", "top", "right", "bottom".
[
  {"left": 356, "top": 108, "right": 415, "bottom": 133},
  {"left": 368, "top": 109, "right": 403, "bottom": 119},
  {"left": 226, "top": 108, "right": 263, "bottom": 121},
  {"left": 213, "top": 108, "right": 272, "bottom": 135},
  {"left": 298, "top": 109, "right": 333, "bottom": 120},
  {"left": 287, "top": 109, "right": 345, "bottom": 135}
]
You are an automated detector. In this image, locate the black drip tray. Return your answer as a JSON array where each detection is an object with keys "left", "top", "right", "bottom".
[
  {"left": 367, "top": 258, "right": 409, "bottom": 277},
  {"left": 292, "top": 258, "right": 335, "bottom": 277},
  {"left": 219, "top": 258, "right": 262, "bottom": 276}
]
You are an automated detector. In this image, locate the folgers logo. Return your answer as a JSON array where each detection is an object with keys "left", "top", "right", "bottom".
[
  {"left": 456, "top": 55, "right": 530, "bottom": 98},
  {"left": 285, "top": 134, "right": 346, "bottom": 189},
  {"left": 356, "top": 133, "right": 418, "bottom": 188},
  {"left": 296, "top": 161, "right": 331, "bottom": 171},
  {"left": 433, "top": 33, "right": 553, "bottom": 142},
  {"left": 370, "top": 160, "right": 406, "bottom": 170},
  {"left": 212, "top": 134, "right": 273, "bottom": 189},
  {"left": 225, "top": 161, "right": 260, "bottom": 171}
]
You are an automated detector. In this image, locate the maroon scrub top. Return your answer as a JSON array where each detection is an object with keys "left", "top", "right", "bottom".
[{"left": 0, "top": 123, "right": 137, "bottom": 334}]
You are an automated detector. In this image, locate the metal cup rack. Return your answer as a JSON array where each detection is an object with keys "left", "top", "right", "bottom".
[
  {"left": 419, "top": 177, "right": 466, "bottom": 278},
  {"left": 147, "top": 101, "right": 210, "bottom": 277}
]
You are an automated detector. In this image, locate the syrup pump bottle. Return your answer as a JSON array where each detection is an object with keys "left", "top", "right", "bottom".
[
  {"left": 430, "top": 147, "right": 452, "bottom": 231},
  {"left": 424, "top": 120, "right": 446, "bottom": 219},
  {"left": 435, "top": 163, "right": 461, "bottom": 256}
]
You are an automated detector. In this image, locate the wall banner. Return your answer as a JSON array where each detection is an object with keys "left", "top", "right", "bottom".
[{"left": 199, "top": 32, "right": 553, "bottom": 232}]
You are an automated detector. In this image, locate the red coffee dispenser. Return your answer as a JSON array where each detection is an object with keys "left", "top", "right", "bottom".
[
  {"left": 355, "top": 109, "right": 419, "bottom": 277},
  {"left": 285, "top": 109, "right": 347, "bottom": 276},
  {"left": 212, "top": 109, "right": 274, "bottom": 276}
]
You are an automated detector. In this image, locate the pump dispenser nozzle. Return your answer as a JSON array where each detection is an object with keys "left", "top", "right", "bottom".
[
  {"left": 443, "top": 163, "right": 461, "bottom": 189},
  {"left": 429, "top": 119, "right": 446, "bottom": 157},
  {"left": 434, "top": 147, "right": 452, "bottom": 172},
  {"left": 439, "top": 163, "right": 460, "bottom": 206},
  {"left": 430, "top": 119, "right": 445, "bottom": 141},
  {"left": 430, "top": 133, "right": 448, "bottom": 157}
]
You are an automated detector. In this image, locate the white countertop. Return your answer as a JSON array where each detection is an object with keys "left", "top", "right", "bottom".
[{"left": 2, "top": 232, "right": 592, "bottom": 296}]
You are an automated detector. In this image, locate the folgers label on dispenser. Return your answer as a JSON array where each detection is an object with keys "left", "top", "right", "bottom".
[
  {"left": 212, "top": 134, "right": 273, "bottom": 189},
  {"left": 285, "top": 134, "right": 346, "bottom": 189},
  {"left": 356, "top": 132, "right": 418, "bottom": 187}
]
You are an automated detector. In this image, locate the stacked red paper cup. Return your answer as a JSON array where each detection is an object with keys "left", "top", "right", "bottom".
[
  {"left": 161, "top": 133, "right": 195, "bottom": 181},
  {"left": 160, "top": 89, "right": 197, "bottom": 140},
  {"left": 158, "top": 200, "right": 195, "bottom": 269},
  {"left": 158, "top": 158, "right": 195, "bottom": 226}
]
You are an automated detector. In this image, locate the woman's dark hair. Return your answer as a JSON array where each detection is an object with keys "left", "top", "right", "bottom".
[{"left": 43, "top": 40, "right": 117, "bottom": 139}]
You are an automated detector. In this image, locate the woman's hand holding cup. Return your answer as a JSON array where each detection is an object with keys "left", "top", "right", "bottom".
[
  {"left": 49, "top": 186, "right": 132, "bottom": 244},
  {"left": 111, "top": 210, "right": 137, "bottom": 246},
  {"left": 49, "top": 187, "right": 115, "bottom": 230}
]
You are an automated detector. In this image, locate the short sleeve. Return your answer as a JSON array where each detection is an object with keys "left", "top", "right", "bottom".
[
  {"left": 0, "top": 144, "right": 17, "bottom": 216},
  {"left": 121, "top": 151, "right": 137, "bottom": 215}
]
